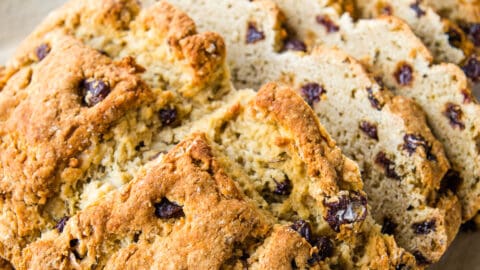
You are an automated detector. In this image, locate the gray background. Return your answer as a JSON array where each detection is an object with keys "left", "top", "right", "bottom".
[{"left": 0, "top": 1, "right": 479, "bottom": 269}]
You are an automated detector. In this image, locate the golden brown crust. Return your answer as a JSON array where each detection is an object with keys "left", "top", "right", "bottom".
[
  {"left": 20, "top": 134, "right": 272, "bottom": 269},
  {"left": 0, "top": 32, "right": 153, "bottom": 265},
  {"left": 254, "top": 82, "right": 364, "bottom": 195}
]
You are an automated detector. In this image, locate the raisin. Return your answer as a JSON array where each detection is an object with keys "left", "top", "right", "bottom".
[
  {"left": 135, "top": 141, "right": 145, "bottom": 151},
  {"left": 403, "top": 134, "right": 436, "bottom": 161},
  {"left": 409, "top": 0, "right": 425, "bottom": 17},
  {"left": 273, "top": 177, "right": 292, "bottom": 196},
  {"left": 283, "top": 38, "right": 307, "bottom": 52},
  {"left": 301, "top": 83, "right": 326, "bottom": 107},
  {"left": 154, "top": 198, "right": 185, "bottom": 219},
  {"left": 81, "top": 79, "right": 111, "bottom": 107},
  {"left": 443, "top": 102, "right": 465, "bottom": 130},
  {"left": 159, "top": 108, "right": 178, "bottom": 126},
  {"left": 316, "top": 15, "right": 339, "bottom": 33},
  {"left": 375, "top": 152, "right": 400, "bottom": 180},
  {"left": 379, "top": 4, "right": 393, "bottom": 15},
  {"left": 359, "top": 121, "right": 378, "bottom": 140},
  {"left": 440, "top": 169, "right": 463, "bottom": 194},
  {"left": 413, "top": 251, "right": 430, "bottom": 265},
  {"left": 307, "top": 236, "right": 334, "bottom": 265},
  {"left": 69, "top": 239, "right": 79, "bottom": 248},
  {"left": 246, "top": 22, "right": 265, "bottom": 44},
  {"left": 394, "top": 62, "right": 414, "bottom": 86},
  {"left": 35, "top": 43, "right": 51, "bottom": 61},
  {"left": 446, "top": 27, "right": 463, "bottom": 49},
  {"left": 366, "top": 88, "right": 383, "bottom": 110},
  {"left": 290, "top": 220, "right": 313, "bottom": 243},
  {"left": 55, "top": 216, "right": 69, "bottom": 233},
  {"left": 412, "top": 220, "right": 436, "bottom": 234},
  {"left": 462, "top": 55, "right": 480, "bottom": 82},
  {"left": 324, "top": 193, "right": 367, "bottom": 232},
  {"left": 381, "top": 217, "right": 397, "bottom": 235},
  {"left": 466, "top": 23, "right": 480, "bottom": 46}
]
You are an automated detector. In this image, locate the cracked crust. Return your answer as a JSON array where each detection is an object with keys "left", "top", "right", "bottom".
[
  {"left": 167, "top": 0, "right": 459, "bottom": 264},
  {"left": 0, "top": 32, "right": 155, "bottom": 266},
  {"left": 8, "top": 0, "right": 228, "bottom": 99}
]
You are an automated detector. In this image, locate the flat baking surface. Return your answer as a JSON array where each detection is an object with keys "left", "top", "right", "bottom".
[{"left": 0, "top": 1, "right": 479, "bottom": 269}]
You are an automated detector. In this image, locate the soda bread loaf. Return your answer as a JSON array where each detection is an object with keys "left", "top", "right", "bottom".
[
  {"left": 353, "top": 0, "right": 476, "bottom": 65},
  {"left": 0, "top": 0, "right": 419, "bottom": 268},
  {"left": 167, "top": 0, "right": 461, "bottom": 265},
  {"left": 18, "top": 83, "right": 417, "bottom": 269},
  {"left": 264, "top": 0, "right": 480, "bottom": 225}
]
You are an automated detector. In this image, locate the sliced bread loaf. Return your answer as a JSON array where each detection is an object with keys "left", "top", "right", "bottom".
[
  {"left": 269, "top": 0, "right": 480, "bottom": 224},
  {"left": 353, "top": 0, "right": 475, "bottom": 65},
  {"left": 168, "top": 0, "right": 461, "bottom": 264},
  {"left": 19, "top": 83, "right": 417, "bottom": 269}
]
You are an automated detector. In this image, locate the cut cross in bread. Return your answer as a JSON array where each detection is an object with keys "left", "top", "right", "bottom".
[
  {"left": 266, "top": 0, "right": 480, "bottom": 225},
  {"left": 353, "top": 0, "right": 476, "bottom": 66},
  {"left": 19, "top": 84, "right": 417, "bottom": 269},
  {"left": 168, "top": 0, "right": 461, "bottom": 265}
]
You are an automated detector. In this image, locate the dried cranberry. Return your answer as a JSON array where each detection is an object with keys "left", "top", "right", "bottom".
[
  {"left": 290, "top": 220, "right": 313, "bottom": 243},
  {"left": 55, "top": 216, "right": 69, "bottom": 233},
  {"left": 394, "top": 62, "right": 414, "bottom": 86},
  {"left": 403, "top": 134, "right": 436, "bottom": 161},
  {"left": 443, "top": 102, "right": 465, "bottom": 130},
  {"left": 246, "top": 23, "right": 265, "bottom": 44},
  {"left": 283, "top": 38, "right": 307, "bottom": 52},
  {"left": 301, "top": 83, "right": 326, "bottom": 107},
  {"left": 273, "top": 177, "right": 292, "bottom": 196},
  {"left": 316, "top": 15, "right": 339, "bottom": 33},
  {"left": 366, "top": 88, "right": 383, "bottom": 110},
  {"left": 446, "top": 27, "right": 463, "bottom": 48},
  {"left": 412, "top": 220, "right": 436, "bottom": 234},
  {"left": 381, "top": 218, "right": 397, "bottom": 235},
  {"left": 307, "top": 236, "right": 334, "bottom": 265},
  {"left": 359, "top": 121, "right": 378, "bottom": 140},
  {"left": 375, "top": 152, "right": 400, "bottom": 180},
  {"left": 440, "top": 169, "right": 463, "bottom": 194},
  {"left": 159, "top": 108, "right": 177, "bottom": 126},
  {"left": 462, "top": 55, "right": 480, "bottom": 82},
  {"left": 409, "top": 0, "right": 425, "bottom": 17},
  {"left": 82, "top": 79, "right": 111, "bottom": 107},
  {"left": 35, "top": 43, "right": 51, "bottom": 61},
  {"left": 154, "top": 198, "right": 185, "bottom": 219},
  {"left": 413, "top": 251, "right": 430, "bottom": 265},
  {"left": 324, "top": 193, "right": 367, "bottom": 232}
]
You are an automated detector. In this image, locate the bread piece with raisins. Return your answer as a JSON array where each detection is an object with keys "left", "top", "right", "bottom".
[
  {"left": 168, "top": 0, "right": 461, "bottom": 265},
  {"left": 19, "top": 84, "right": 416, "bottom": 269}
]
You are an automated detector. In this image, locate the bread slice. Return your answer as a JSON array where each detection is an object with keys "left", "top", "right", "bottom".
[
  {"left": 168, "top": 0, "right": 461, "bottom": 264},
  {"left": 423, "top": 0, "right": 480, "bottom": 27},
  {"left": 268, "top": 0, "right": 480, "bottom": 223},
  {"left": 353, "top": 0, "right": 475, "bottom": 65},
  {"left": 18, "top": 83, "right": 417, "bottom": 269}
]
